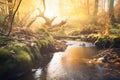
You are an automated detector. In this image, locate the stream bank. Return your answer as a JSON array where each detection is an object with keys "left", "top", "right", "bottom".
[
  {"left": 0, "top": 28, "right": 59, "bottom": 80},
  {"left": 20, "top": 39, "right": 120, "bottom": 80}
]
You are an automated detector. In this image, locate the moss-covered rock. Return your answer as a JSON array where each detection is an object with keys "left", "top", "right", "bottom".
[
  {"left": 0, "top": 28, "right": 54, "bottom": 79},
  {"left": 0, "top": 43, "right": 32, "bottom": 79}
]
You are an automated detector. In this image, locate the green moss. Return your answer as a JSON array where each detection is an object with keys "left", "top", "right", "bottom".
[
  {"left": 0, "top": 28, "right": 54, "bottom": 78},
  {"left": 68, "top": 30, "right": 81, "bottom": 36},
  {"left": 0, "top": 48, "right": 28, "bottom": 76},
  {"left": 0, "top": 15, "right": 4, "bottom": 23},
  {"left": 37, "top": 28, "right": 50, "bottom": 37},
  {"left": 14, "top": 50, "right": 31, "bottom": 63},
  {"left": 30, "top": 32, "right": 54, "bottom": 61},
  {"left": 10, "top": 41, "right": 35, "bottom": 61},
  {"left": 30, "top": 45, "right": 42, "bottom": 61},
  {"left": 38, "top": 34, "right": 54, "bottom": 48},
  {"left": 0, "top": 41, "right": 32, "bottom": 75},
  {"left": 33, "top": 39, "right": 42, "bottom": 48},
  {"left": 0, "top": 49, "right": 11, "bottom": 64},
  {"left": 94, "top": 36, "right": 111, "bottom": 48},
  {"left": 92, "top": 35, "right": 120, "bottom": 48},
  {"left": 10, "top": 41, "right": 25, "bottom": 47}
]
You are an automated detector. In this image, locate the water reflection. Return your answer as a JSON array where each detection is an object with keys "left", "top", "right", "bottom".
[
  {"left": 46, "top": 44, "right": 104, "bottom": 80},
  {"left": 33, "top": 68, "right": 43, "bottom": 80}
]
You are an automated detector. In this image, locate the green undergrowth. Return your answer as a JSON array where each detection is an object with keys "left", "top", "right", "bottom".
[
  {"left": 0, "top": 28, "right": 54, "bottom": 79},
  {"left": 68, "top": 30, "right": 81, "bottom": 36},
  {"left": 87, "top": 34, "right": 120, "bottom": 49},
  {"left": 109, "top": 24, "right": 120, "bottom": 34}
]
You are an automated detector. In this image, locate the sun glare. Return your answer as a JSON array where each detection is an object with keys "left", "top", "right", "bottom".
[
  {"left": 44, "top": 0, "right": 59, "bottom": 18},
  {"left": 34, "top": 9, "right": 40, "bottom": 16},
  {"left": 45, "top": 11, "right": 54, "bottom": 18}
]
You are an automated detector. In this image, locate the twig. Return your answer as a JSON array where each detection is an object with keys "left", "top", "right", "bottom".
[{"left": 7, "top": 0, "right": 22, "bottom": 36}]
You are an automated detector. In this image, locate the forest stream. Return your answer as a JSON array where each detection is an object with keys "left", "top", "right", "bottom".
[
  {"left": 1, "top": 0, "right": 120, "bottom": 80},
  {"left": 19, "top": 40, "right": 120, "bottom": 80}
]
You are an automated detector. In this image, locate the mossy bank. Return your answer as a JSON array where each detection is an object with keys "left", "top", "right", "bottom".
[
  {"left": 87, "top": 34, "right": 120, "bottom": 49},
  {"left": 0, "top": 28, "right": 54, "bottom": 79}
]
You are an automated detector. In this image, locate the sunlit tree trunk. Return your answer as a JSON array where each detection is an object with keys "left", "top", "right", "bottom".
[
  {"left": 5, "top": 0, "right": 9, "bottom": 15},
  {"left": 94, "top": 0, "right": 98, "bottom": 16},
  {"left": 87, "top": 0, "right": 89, "bottom": 15},
  {"left": 103, "top": 0, "right": 106, "bottom": 10},
  {"left": 8, "top": 0, "right": 13, "bottom": 18},
  {"left": 93, "top": 0, "right": 99, "bottom": 23},
  {"left": 108, "top": 0, "right": 115, "bottom": 23},
  {"left": 43, "top": 0, "right": 46, "bottom": 14}
]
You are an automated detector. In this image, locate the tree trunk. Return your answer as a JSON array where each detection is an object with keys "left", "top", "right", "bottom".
[
  {"left": 94, "top": 0, "right": 98, "bottom": 16},
  {"left": 87, "top": 0, "right": 89, "bottom": 15},
  {"left": 93, "top": 0, "right": 99, "bottom": 24},
  {"left": 103, "top": 0, "right": 106, "bottom": 10},
  {"left": 108, "top": 0, "right": 115, "bottom": 23},
  {"left": 43, "top": 0, "right": 46, "bottom": 14}
]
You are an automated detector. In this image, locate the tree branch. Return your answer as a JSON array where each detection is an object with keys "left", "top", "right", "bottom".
[
  {"left": 0, "top": 1, "right": 6, "bottom": 4},
  {"left": 7, "top": 0, "right": 22, "bottom": 36}
]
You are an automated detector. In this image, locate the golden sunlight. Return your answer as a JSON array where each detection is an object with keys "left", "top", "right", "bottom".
[
  {"left": 34, "top": 9, "right": 40, "bottom": 16},
  {"left": 0, "top": 0, "right": 120, "bottom": 80},
  {"left": 45, "top": 0, "right": 59, "bottom": 18}
]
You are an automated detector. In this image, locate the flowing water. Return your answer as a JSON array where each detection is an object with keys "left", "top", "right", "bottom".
[{"left": 21, "top": 40, "right": 120, "bottom": 80}]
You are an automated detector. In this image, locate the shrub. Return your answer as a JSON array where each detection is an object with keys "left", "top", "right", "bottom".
[
  {"left": 91, "top": 35, "right": 120, "bottom": 49},
  {"left": 109, "top": 24, "right": 120, "bottom": 34},
  {"left": 110, "top": 29, "right": 120, "bottom": 34},
  {"left": 68, "top": 30, "right": 81, "bottom": 36},
  {"left": 94, "top": 36, "right": 111, "bottom": 49}
]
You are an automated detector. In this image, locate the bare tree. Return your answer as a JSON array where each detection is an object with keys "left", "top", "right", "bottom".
[{"left": 27, "top": 0, "right": 66, "bottom": 31}]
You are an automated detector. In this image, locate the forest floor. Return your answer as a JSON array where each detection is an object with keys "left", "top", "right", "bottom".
[
  {"left": 93, "top": 48, "right": 120, "bottom": 64},
  {"left": 90, "top": 48, "right": 120, "bottom": 80}
]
